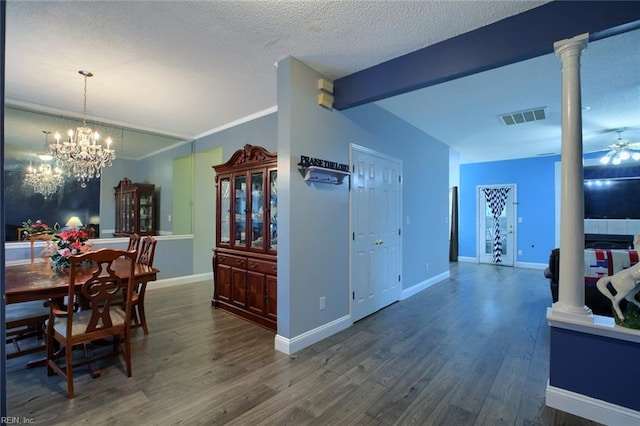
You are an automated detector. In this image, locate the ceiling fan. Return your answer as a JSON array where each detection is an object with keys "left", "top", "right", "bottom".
[{"left": 599, "top": 130, "right": 640, "bottom": 165}]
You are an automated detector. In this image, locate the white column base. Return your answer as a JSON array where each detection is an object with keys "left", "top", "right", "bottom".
[{"left": 551, "top": 301, "right": 594, "bottom": 324}]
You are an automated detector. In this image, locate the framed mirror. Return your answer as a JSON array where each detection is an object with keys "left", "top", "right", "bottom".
[{"left": 4, "top": 105, "right": 194, "bottom": 242}]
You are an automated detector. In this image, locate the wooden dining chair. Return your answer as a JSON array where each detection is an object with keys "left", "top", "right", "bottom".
[
  {"left": 127, "top": 233, "right": 141, "bottom": 253},
  {"left": 5, "top": 301, "right": 49, "bottom": 359},
  {"left": 130, "top": 236, "right": 157, "bottom": 335},
  {"left": 29, "top": 233, "right": 55, "bottom": 264},
  {"left": 6, "top": 234, "right": 55, "bottom": 357},
  {"left": 45, "top": 248, "right": 136, "bottom": 399}
]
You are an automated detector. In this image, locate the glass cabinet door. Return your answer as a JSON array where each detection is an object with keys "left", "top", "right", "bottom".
[
  {"left": 140, "top": 190, "right": 154, "bottom": 233},
  {"left": 269, "top": 169, "right": 277, "bottom": 252},
  {"left": 124, "top": 192, "right": 133, "bottom": 232},
  {"left": 128, "top": 194, "right": 135, "bottom": 232},
  {"left": 234, "top": 175, "right": 247, "bottom": 247},
  {"left": 250, "top": 172, "right": 264, "bottom": 248},
  {"left": 219, "top": 178, "right": 231, "bottom": 244}
]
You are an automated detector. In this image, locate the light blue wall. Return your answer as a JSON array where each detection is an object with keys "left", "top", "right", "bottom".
[
  {"left": 138, "top": 143, "right": 193, "bottom": 235},
  {"left": 277, "top": 57, "right": 450, "bottom": 339},
  {"left": 99, "top": 141, "right": 193, "bottom": 237},
  {"left": 460, "top": 155, "right": 560, "bottom": 264},
  {"left": 342, "top": 104, "right": 450, "bottom": 288},
  {"left": 194, "top": 113, "right": 277, "bottom": 275}
]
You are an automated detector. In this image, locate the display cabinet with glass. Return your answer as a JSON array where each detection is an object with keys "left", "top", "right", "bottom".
[
  {"left": 212, "top": 145, "right": 277, "bottom": 331},
  {"left": 114, "top": 178, "right": 156, "bottom": 237}
]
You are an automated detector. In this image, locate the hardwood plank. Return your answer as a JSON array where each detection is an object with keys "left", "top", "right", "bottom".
[
  {"left": 474, "top": 354, "right": 531, "bottom": 425},
  {"left": 5, "top": 263, "right": 604, "bottom": 425}
]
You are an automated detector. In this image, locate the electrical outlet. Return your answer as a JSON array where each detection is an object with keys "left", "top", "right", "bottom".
[
  {"left": 425, "top": 262, "right": 429, "bottom": 271},
  {"left": 518, "top": 249, "right": 523, "bottom": 256},
  {"left": 319, "top": 296, "right": 326, "bottom": 311}
]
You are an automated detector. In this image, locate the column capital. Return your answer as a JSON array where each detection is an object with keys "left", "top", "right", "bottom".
[{"left": 554, "top": 33, "right": 589, "bottom": 58}]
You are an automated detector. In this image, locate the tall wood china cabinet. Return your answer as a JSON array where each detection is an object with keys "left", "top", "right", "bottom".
[
  {"left": 114, "top": 178, "right": 156, "bottom": 237},
  {"left": 212, "top": 145, "right": 277, "bottom": 331}
]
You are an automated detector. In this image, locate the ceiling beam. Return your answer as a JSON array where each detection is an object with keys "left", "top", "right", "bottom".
[{"left": 333, "top": 1, "right": 640, "bottom": 110}]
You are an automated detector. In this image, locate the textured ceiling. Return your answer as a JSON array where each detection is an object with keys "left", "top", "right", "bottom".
[
  {"left": 5, "top": 1, "right": 638, "bottom": 165},
  {"left": 4, "top": 0, "right": 546, "bottom": 160}
]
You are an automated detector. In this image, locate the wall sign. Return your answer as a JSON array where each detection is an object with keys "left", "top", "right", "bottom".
[
  {"left": 298, "top": 156, "right": 349, "bottom": 172},
  {"left": 298, "top": 155, "right": 351, "bottom": 185}
]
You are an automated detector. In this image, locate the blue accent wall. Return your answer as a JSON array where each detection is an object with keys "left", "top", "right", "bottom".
[
  {"left": 460, "top": 155, "right": 559, "bottom": 264},
  {"left": 550, "top": 326, "right": 640, "bottom": 411}
]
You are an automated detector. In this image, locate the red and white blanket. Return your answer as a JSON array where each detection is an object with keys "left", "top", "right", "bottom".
[{"left": 584, "top": 249, "right": 639, "bottom": 286}]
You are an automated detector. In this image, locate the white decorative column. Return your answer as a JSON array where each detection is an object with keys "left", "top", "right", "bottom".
[{"left": 553, "top": 33, "right": 591, "bottom": 319}]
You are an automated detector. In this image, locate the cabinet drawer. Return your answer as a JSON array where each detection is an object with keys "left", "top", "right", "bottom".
[
  {"left": 216, "top": 253, "right": 246, "bottom": 268},
  {"left": 246, "top": 259, "right": 277, "bottom": 275}
]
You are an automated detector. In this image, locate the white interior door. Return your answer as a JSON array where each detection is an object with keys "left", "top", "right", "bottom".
[
  {"left": 351, "top": 145, "right": 402, "bottom": 322},
  {"left": 478, "top": 184, "right": 516, "bottom": 266}
]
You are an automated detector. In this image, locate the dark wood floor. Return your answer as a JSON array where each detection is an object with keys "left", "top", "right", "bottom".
[{"left": 6, "top": 262, "right": 601, "bottom": 425}]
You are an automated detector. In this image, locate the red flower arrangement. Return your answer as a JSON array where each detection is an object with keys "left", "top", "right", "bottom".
[
  {"left": 49, "top": 227, "right": 93, "bottom": 271},
  {"left": 21, "top": 219, "right": 56, "bottom": 237}
]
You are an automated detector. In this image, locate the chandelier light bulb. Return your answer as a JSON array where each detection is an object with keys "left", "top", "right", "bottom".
[
  {"left": 612, "top": 156, "right": 622, "bottom": 165},
  {"left": 619, "top": 150, "right": 631, "bottom": 160},
  {"left": 632, "top": 152, "right": 640, "bottom": 161}
]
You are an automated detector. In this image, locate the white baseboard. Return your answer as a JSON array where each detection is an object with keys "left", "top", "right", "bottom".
[
  {"left": 546, "top": 382, "right": 640, "bottom": 426},
  {"left": 147, "top": 272, "right": 213, "bottom": 290},
  {"left": 515, "top": 261, "right": 547, "bottom": 269},
  {"left": 456, "top": 256, "right": 546, "bottom": 270},
  {"left": 272, "top": 270, "right": 450, "bottom": 355},
  {"left": 401, "top": 271, "right": 450, "bottom": 300},
  {"left": 274, "top": 315, "right": 352, "bottom": 355}
]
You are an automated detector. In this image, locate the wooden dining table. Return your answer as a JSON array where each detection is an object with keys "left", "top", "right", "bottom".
[
  {"left": 5, "top": 259, "right": 159, "bottom": 304},
  {"left": 5, "top": 259, "right": 159, "bottom": 373}
]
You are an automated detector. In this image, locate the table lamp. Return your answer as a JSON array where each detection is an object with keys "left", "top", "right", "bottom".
[{"left": 65, "top": 216, "right": 83, "bottom": 228}]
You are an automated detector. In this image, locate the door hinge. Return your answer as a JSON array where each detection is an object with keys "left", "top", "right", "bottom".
[
  {"left": 398, "top": 228, "right": 401, "bottom": 236},
  {"left": 352, "top": 232, "right": 355, "bottom": 241},
  {"left": 398, "top": 274, "right": 401, "bottom": 282},
  {"left": 399, "top": 175, "right": 401, "bottom": 183},
  {"left": 352, "top": 291, "right": 355, "bottom": 300}
]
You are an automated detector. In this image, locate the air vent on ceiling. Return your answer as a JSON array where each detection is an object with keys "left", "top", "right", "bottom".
[{"left": 498, "top": 107, "right": 547, "bottom": 126}]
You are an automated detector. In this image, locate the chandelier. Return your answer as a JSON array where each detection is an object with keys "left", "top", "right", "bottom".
[
  {"left": 25, "top": 131, "right": 65, "bottom": 199},
  {"left": 599, "top": 130, "right": 640, "bottom": 165},
  {"left": 50, "top": 70, "right": 115, "bottom": 188}
]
